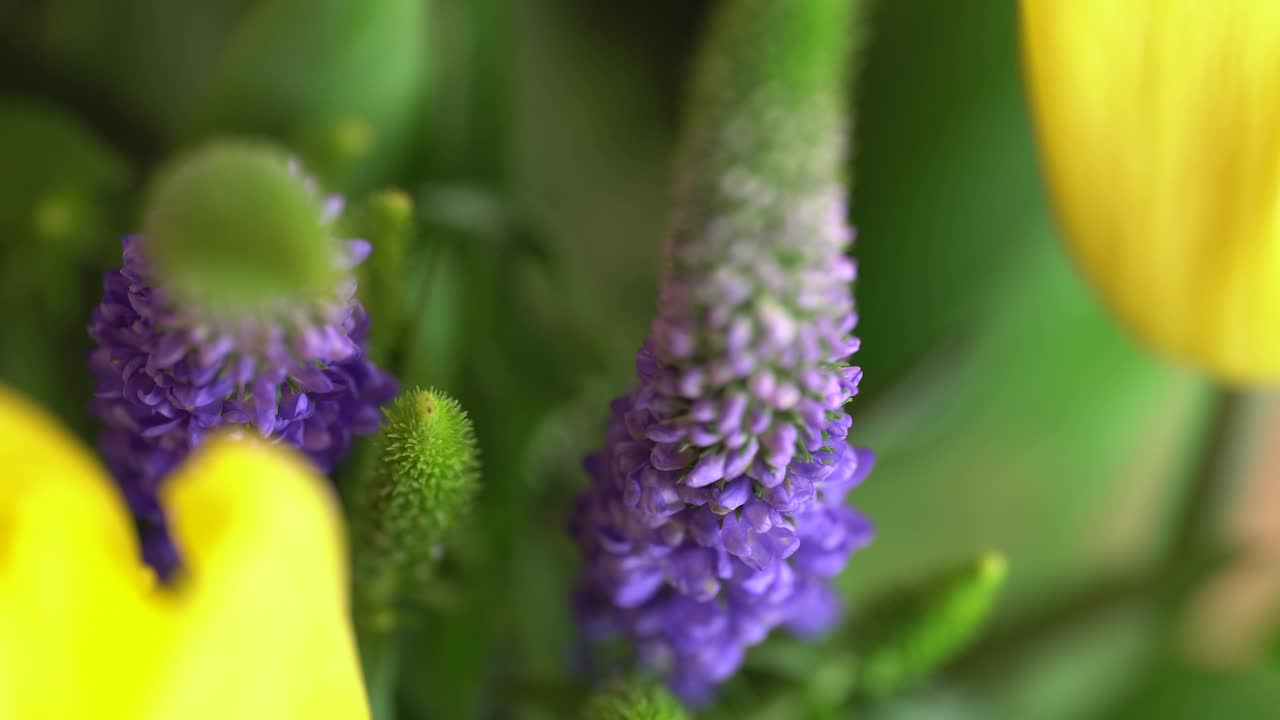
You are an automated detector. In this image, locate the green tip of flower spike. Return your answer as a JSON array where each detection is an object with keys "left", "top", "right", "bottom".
[
  {"left": 143, "top": 140, "right": 342, "bottom": 315},
  {"left": 680, "top": 0, "right": 860, "bottom": 196},
  {"left": 358, "top": 388, "right": 481, "bottom": 602},
  {"left": 580, "top": 678, "right": 689, "bottom": 720}
]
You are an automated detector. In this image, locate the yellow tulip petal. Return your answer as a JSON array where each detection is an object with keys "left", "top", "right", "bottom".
[
  {"left": 1022, "top": 0, "right": 1280, "bottom": 382},
  {"left": 0, "top": 385, "right": 162, "bottom": 718},
  {"left": 156, "top": 435, "right": 369, "bottom": 720},
  {"left": 0, "top": 386, "right": 368, "bottom": 719}
]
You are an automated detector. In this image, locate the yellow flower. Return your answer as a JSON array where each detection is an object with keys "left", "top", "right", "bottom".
[
  {"left": 1021, "top": 0, "right": 1280, "bottom": 382},
  {"left": 0, "top": 384, "right": 369, "bottom": 719}
]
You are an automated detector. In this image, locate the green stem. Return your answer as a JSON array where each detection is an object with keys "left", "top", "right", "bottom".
[
  {"left": 393, "top": 232, "right": 446, "bottom": 382},
  {"left": 359, "top": 623, "right": 400, "bottom": 720},
  {"left": 945, "top": 386, "right": 1263, "bottom": 683},
  {"left": 1164, "top": 388, "right": 1259, "bottom": 566}
]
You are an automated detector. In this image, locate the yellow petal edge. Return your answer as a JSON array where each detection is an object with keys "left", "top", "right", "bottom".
[
  {"left": 0, "top": 384, "right": 369, "bottom": 719},
  {"left": 1022, "top": 0, "right": 1280, "bottom": 383}
]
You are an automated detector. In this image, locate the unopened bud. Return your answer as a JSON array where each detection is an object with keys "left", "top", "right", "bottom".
[{"left": 357, "top": 388, "right": 480, "bottom": 610}]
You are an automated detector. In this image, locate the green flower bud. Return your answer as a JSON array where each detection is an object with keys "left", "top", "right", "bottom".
[
  {"left": 357, "top": 388, "right": 481, "bottom": 612},
  {"left": 143, "top": 140, "right": 343, "bottom": 316},
  {"left": 855, "top": 551, "right": 1008, "bottom": 698},
  {"left": 297, "top": 115, "right": 376, "bottom": 190},
  {"left": 343, "top": 188, "right": 415, "bottom": 362},
  {"left": 580, "top": 679, "right": 688, "bottom": 720}
]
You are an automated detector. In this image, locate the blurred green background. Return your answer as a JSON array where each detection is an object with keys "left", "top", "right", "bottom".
[{"left": 2, "top": 0, "right": 1277, "bottom": 718}]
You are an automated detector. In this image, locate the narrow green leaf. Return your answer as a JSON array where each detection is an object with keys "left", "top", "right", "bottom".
[{"left": 854, "top": 551, "right": 1008, "bottom": 698}]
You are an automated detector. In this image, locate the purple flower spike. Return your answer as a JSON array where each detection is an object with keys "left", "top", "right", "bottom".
[
  {"left": 90, "top": 232, "right": 396, "bottom": 578},
  {"left": 569, "top": 0, "right": 873, "bottom": 701},
  {"left": 571, "top": 176, "right": 875, "bottom": 704}
]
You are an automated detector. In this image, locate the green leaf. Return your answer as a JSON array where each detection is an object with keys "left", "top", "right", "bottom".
[
  {"left": 0, "top": 101, "right": 130, "bottom": 277},
  {"left": 194, "top": 0, "right": 427, "bottom": 191},
  {"left": 853, "top": 552, "right": 1008, "bottom": 698},
  {"left": 1108, "top": 664, "right": 1280, "bottom": 720},
  {"left": 0, "top": 100, "right": 131, "bottom": 436}
]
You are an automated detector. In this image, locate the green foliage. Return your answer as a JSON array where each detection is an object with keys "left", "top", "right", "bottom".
[
  {"left": 580, "top": 678, "right": 689, "bottom": 720},
  {"left": 195, "top": 0, "right": 427, "bottom": 192},
  {"left": 712, "top": 552, "right": 1007, "bottom": 718},
  {"left": 0, "top": 2, "right": 1258, "bottom": 719},
  {"left": 854, "top": 552, "right": 1008, "bottom": 698},
  {"left": 143, "top": 140, "right": 342, "bottom": 315},
  {"left": 0, "top": 102, "right": 131, "bottom": 263},
  {"left": 0, "top": 101, "right": 131, "bottom": 435},
  {"left": 357, "top": 387, "right": 481, "bottom": 616},
  {"left": 1108, "top": 664, "right": 1280, "bottom": 720},
  {"left": 847, "top": 0, "right": 1209, "bottom": 638}
]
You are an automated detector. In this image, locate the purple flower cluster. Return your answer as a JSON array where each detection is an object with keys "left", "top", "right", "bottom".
[
  {"left": 573, "top": 176, "right": 874, "bottom": 702},
  {"left": 89, "top": 233, "right": 396, "bottom": 577}
]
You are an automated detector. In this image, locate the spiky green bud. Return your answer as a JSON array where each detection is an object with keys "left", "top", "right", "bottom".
[
  {"left": 580, "top": 679, "right": 689, "bottom": 720},
  {"left": 357, "top": 388, "right": 480, "bottom": 613},
  {"left": 143, "top": 140, "right": 343, "bottom": 316},
  {"left": 855, "top": 551, "right": 1008, "bottom": 698}
]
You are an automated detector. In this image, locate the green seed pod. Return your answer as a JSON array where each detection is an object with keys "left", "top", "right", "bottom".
[
  {"left": 580, "top": 678, "right": 689, "bottom": 720},
  {"left": 143, "top": 140, "right": 343, "bottom": 316},
  {"left": 357, "top": 387, "right": 481, "bottom": 612}
]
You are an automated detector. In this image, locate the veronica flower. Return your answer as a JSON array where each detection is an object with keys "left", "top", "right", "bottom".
[
  {"left": 572, "top": 0, "right": 873, "bottom": 702},
  {"left": 1022, "top": 0, "right": 1280, "bottom": 382},
  {"left": 0, "top": 384, "right": 367, "bottom": 718},
  {"left": 88, "top": 143, "right": 397, "bottom": 575}
]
